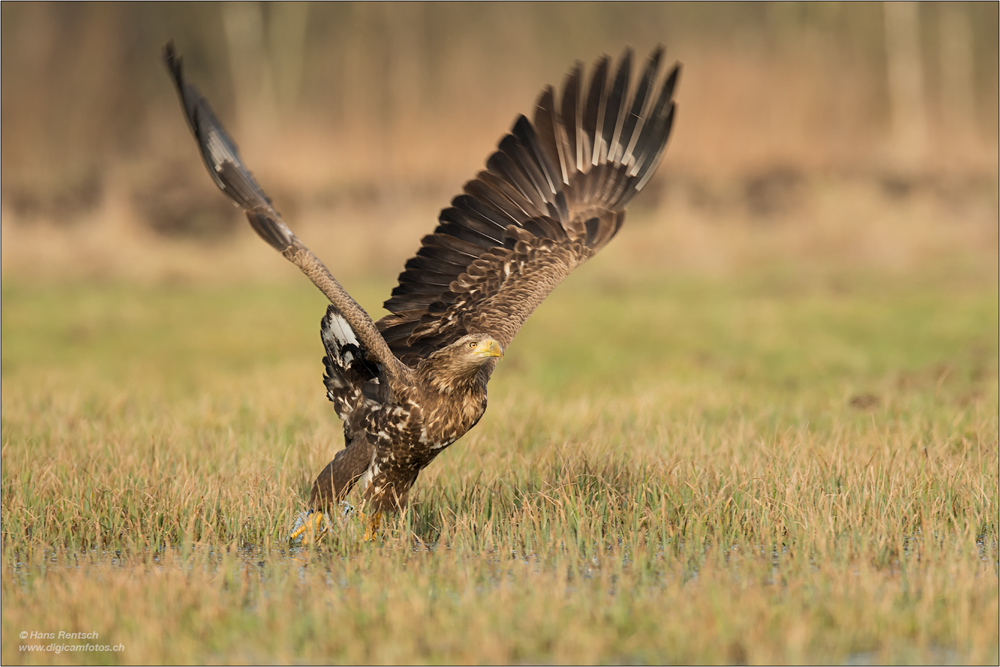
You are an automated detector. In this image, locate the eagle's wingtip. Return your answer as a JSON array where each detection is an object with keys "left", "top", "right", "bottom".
[{"left": 163, "top": 39, "right": 177, "bottom": 67}]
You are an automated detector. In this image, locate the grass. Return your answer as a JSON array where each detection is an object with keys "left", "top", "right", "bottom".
[{"left": 2, "top": 249, "right": 997, "bottom": 663}]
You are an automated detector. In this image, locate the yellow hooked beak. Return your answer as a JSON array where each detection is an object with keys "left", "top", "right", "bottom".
[{"left": 475, "top": 338, "right": 504, "bottom": 359}]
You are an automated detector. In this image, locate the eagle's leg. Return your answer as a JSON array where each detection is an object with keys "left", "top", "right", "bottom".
[
  {"left": 358, "top": 470, "right": 417, "bottom": 542},
  {"left": 308, "top": 436, "right": 375, "bottom": 512},
  {"left": 290, "top": 436, "right": 375, "bottom": 544},
  {"left": 362, "top": 511, "right": 383, "bottom": 542}
]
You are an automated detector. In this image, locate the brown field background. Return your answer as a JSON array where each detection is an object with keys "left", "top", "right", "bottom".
[{"left": 1, "top": 2, "right": 997, "bottom": 285}]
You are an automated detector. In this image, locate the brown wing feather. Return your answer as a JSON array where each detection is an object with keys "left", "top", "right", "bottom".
[
  {"left": 379, "top": 48, "right": 680, "bottom": 364},
  {"left": 163, "top": 42, "right": 412, "bottom": 391}
]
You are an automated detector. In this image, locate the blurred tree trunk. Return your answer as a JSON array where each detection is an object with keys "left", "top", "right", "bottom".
[
  {"left": 340, "top": 4, "right": 375, "bottom": 170},
  {"left": 883, "top": 2, "right": 927, "bottom": 165},
  {"left": 385, "top": 2, "right": 424, "bottom": 183},
  {"left": 938, "top": 3, "right": 977, "bottom": 151},
  {"left": 222, "top": 2, "right": 275, "bottom": 139},
  {"left": 268, "top": 2, "right": 310, "bottom": 115}
]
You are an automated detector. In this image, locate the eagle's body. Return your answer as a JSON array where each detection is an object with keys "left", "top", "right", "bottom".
[
  {"left": 315, "top": 317, "right": 498, "bottom": 512},
  {"left": 164, "top": 43, "right": 680, "bottom": 529}
]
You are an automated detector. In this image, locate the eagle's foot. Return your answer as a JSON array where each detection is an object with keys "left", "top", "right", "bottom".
[
  {"left": 289, "top": 509, "right": 332, "bottom": 544},
  {"left": 362, "top": 510, "right": 383, "bottom": 542}
]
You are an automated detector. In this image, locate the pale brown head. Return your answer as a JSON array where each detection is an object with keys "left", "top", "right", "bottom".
[
  {"left": 423, "top": 333, "right": 503, "bottom": 391},
  {"left": 449, "top": 333, "right": 503, "bottom": 372},
  {"left": 459, "top": 333, "right": 503, "bottom": 359}
]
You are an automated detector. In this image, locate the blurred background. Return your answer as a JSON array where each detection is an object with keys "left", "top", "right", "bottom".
[{"left": 1, "top": 2, "right": 997, "bottom": 284}]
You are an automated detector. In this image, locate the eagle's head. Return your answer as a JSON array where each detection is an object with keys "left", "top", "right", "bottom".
[
  {"left": 451, "top": 333, "right": 503, "bottom": 374},
  {"left": 458, "top": 333, "right": 504, "bottom": 361},
  {"left": 424, "top": 333, "right": 503, "bottom": 392}
]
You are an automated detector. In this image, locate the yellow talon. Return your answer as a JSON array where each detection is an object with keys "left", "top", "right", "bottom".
[
  {"left": 362, "top": 510, "right": 383, "bottom": 542},
  {"left": 290, "top": 506, "right": 380, "bottom": 543},
  {"left": 289, "top": 510, "right": 330, "bottom": 545}
]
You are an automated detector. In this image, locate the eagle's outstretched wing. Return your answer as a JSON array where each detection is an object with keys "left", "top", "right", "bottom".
[
  {"left": 163, "top": 42, "right": 413, "bottom": 393},
  {"left": 378, "top": 48, "right": 679, "bottom": 365}
]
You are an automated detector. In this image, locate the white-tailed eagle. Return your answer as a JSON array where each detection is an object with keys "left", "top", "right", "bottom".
[{"left": 164, "top": 42, "right": 679, "bottom": 539}]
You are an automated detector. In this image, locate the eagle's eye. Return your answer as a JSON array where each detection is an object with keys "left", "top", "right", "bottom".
[{"left": 468, "top": 341, "right": 477, "bottom": 349}]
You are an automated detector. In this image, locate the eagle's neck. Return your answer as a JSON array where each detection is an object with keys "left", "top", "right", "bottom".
[
  {"left": 419, "top": 363, "right": 487, "bottom": 397},
  {"left": 412, "top": 360, "right": 490, "bottom": 448}
]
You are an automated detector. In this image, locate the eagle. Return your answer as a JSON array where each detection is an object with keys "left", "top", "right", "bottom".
[{"left": 164, "top": 42, "right": 679, "bottom": 541}]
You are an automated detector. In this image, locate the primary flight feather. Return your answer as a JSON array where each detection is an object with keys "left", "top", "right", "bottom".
[{"left": 163, "top": 42, "right": 679, "bottom": 536}]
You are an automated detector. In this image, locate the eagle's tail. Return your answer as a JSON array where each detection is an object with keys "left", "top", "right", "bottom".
[{"left": 321, "top": 305, "right": 386, "bottom": 419}]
